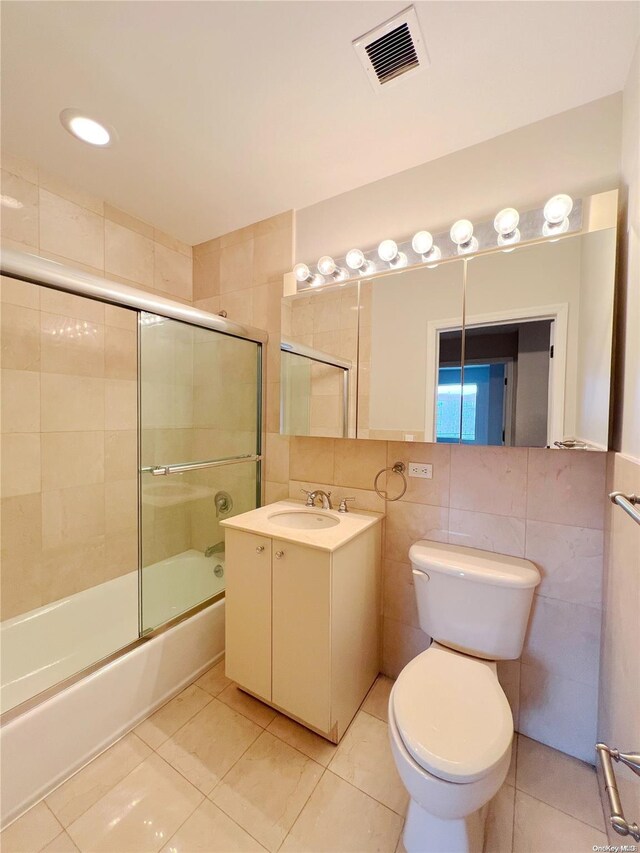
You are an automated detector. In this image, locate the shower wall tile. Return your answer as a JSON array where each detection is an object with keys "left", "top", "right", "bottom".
[
  {"left": 0, "top": 274, "right": 40, "bottom": 309},
  {"left": 0, "top": 368, "right": 40, "bottom": 432},
  {"left": 39, "top": 189, "right": 104, "bottom": 270},
  {"left": 0, "top": 168, "right": 39, "bottom": 248},
  {"left": 41, "top": 431, "right": 105, "bottom": 491},
  {"left": 41, "top": 374, "right": 105, "bottom": 431},
  {"left": 0, "top": 302, "right": 41, "bottom": 370},
  {"left": 1, "top": 433, "right": 41, "bottom": 497},
  {"left": 153, "top": 243, "right": 192, "bottom": 301},
  {"left": 40, "top": 311, "right": 105, "bottom": 377},
  {"left": 105, "top": 219, "right": 154, "bottom": 287}
]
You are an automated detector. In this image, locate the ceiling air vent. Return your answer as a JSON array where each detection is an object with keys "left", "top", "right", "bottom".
[{"left": 353, "top": 6, "right": 429, "bottom": 93}]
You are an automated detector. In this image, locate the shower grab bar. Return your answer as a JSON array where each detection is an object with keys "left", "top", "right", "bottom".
[
  {"left": 596, "top": 743, "right": 640, "bottom": 842},
  {"left": 609, "top": 492, "right": 640, "bottom": 526},
  {"left": 142, "top": 454, "right": 262, "bottom": 476}
]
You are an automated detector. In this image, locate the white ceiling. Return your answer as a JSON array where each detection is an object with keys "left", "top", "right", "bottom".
[{"left": 2, "top": 1, "right": 638, "bottom": 245}]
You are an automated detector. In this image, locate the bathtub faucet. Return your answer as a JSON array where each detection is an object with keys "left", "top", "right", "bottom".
[{"left": 205, "top": 541, "right": 225, "bottom": 558}]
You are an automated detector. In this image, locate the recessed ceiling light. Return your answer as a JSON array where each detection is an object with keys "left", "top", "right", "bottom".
[{"left": 59, "top": 109, "right": 116, "bottom": 147}]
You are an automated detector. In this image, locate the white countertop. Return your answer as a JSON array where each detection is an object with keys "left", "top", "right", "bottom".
[{"left": 220, "top": 500, "right": 383, "bottom": 552}]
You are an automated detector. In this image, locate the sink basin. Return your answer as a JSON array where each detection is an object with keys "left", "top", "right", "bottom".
[{"left": 268, "top": 510, "right": 340, "bottom": 530}]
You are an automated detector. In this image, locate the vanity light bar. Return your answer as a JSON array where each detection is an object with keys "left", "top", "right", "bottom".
[{"left": 292, "top": 194, "right": 582, "bottom": 292}]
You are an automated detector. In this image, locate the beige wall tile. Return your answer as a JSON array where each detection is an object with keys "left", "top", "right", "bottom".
[
  {"left": 0, "top": 169, "right": 39, "bottom": 247},
  {"left": 387, "top": 441, "right": 450, "bottom": 507},
  {"left": 104, "top": 203, "right": 154, "bottom": 239},
  {"left": 105, "top": 325, "right": 137, "bottom": 380},
  {"left": 450, "top": 445, "right": 528, "bottom": 517},
  {"left": 40, "top": 288, "right": 104, "bottom": 324},
  {"left": 252, "top": 227, "right": 292, "bottom": 285},
  {"left": 382, "top": 616, "right": 431, "bottom": 679},
  {"left": 527, "top": 448, "right": 606, "bottom": 528},
  {"left": 383, "top": 560, "right": 420, "bottom": 628},
  {"left": 265, "top": 432, "right": 289, "bottom": 484},
  {"left": 525, "top": 520, "right": 603, "bottom": 607},
  {"left": 42, "top": 483, "right": 105, "bottom": 549},
  {"left": 1, "top": 150, "right": 39, "bottom": 183},
  {"left": 265, "top": 480, "right": 289, "bottom": 504},
  {"left": 448, "top": 508, "right": 526, "bottom": 557},
  {"left": 0, "top": 275, "right": 40, "bottom": 309},
  {"left": 105, "top": 430, "right": 137, "bottom": 482},
  {"left": 40, "top": 312, "right": 105, "bottom": 377},
  {"left": 105, "top": 378, "right": 137, "bottom": 430},
  {"left": 153, "top": 228, "right": 192, "bottom": 258},
  {"left": 41, "top": 535, "right": 107, "bottom": 602},
  {"left": 1, "top": 368, "right": 40, "bottom": 432},
  {"left": 154, "top": 243, "right": 192, "bottom": 301},
  {"left": 0, "top": 493, "right": 43, "bottom": 619},
  {"left": 106, "top": 479, "right": 137, "bottom": 533},
  {"left": 523, "top": 595, "right": 600, "bottom": 687},
  {"left": 220, "top": 240, "right": 254, "bottom": 294},
  {"left": 289, "top": 436, "right": 334, "bottom": 483},
  {"left": 1, "top": 433, "right": 41, "bottom": 497},
  {"left": 39, "top": 189, "right": 104, "bottom": 269},
  {"left": 333, "top": 438, "right": 386, "bottom": 491},
  {"left": 1, "top": 303, "right": 41, "bottom": 370},
  {"left": 497, "top": 660, "right": 521, "bottom": 728},
  {"left": 519, "top": 663, "right": 598, "bottom": 762},
  {"left": 41, "top": 431, "right": 104, "bottom": 491},
  {"left": 384, "top": 500, "right": 449, "bottom": 563},
  {"left": 105, "top": 219, "right": 154, "bottom": 286},
  {"left": 219, "top": 287, "right": 253, "bottom": 325},
  {"left": 104, "top": 303, "right": 137, "bottom": 330},
  {"left": 41, "top": 374, "right": 105, "bottom": 431},
  {"left": 38, "top": 170, "right": 103, "bottom": 216},
  {"left": 192, "top": 245, "right": 220, "bottom": 301}
]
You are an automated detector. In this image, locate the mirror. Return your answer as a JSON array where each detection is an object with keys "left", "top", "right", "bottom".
[
  {"left": 358, "top": 262, "right": 464, "bottom": 441},
  {"left": 280, "top": 283, "right": 358, "bottom": 437},
  {"left": 281, "top": 218, "right": 616, "bottom": 450},
  {"left": 464, "top": 228, "right": 616, "bottom": 449}
]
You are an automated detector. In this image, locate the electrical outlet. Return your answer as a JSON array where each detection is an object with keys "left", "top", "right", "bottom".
[{"left": 408, "top": 462, "right": 432, "bottom": 479}]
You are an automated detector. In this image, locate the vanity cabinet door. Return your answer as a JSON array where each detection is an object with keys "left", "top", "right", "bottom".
[
  {"left": 224, "top": 529, "right": 272, "bottom": 702},
  {"left": 272, "top": 539, "right": 331, "bottom": 734}
]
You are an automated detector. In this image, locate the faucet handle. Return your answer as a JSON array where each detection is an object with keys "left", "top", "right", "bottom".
[
  {"left": 300, "top": 488, "right": 314, "bottom": 507},
  {"left": 338, "top": 497, "right": 355, "bottom": 513}
]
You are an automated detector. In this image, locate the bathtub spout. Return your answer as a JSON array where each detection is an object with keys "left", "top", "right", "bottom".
[{"left": 205, "top": 542, "right": 225, "bottom": 558}]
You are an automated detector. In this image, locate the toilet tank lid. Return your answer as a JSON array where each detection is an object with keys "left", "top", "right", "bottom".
[{"left": 409, "top": 541, "right": 540, "bottom": 589}]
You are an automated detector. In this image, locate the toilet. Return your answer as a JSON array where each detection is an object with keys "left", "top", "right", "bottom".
[{"left": 389, "top": 541, "right": 541, "bottom": 853}]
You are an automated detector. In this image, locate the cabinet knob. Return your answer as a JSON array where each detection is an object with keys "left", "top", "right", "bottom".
[
  {"left": 256, "top": 545, "right": 265, "bottom": 553},
  {"left": 275, "top": 550, "right": 284, "bottom": 559}
]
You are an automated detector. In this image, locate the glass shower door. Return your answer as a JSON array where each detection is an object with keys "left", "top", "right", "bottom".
[{"left": 139, "top": 313, "right": 261, "bottom": 634}]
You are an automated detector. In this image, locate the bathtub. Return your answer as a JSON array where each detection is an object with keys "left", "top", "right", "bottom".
[{"left": 0, "top": 549, "right": 225, "bottom": 827}]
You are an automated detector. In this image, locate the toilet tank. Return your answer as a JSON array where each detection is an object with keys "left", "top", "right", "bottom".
[{"left": 409, "top": 541, "right": 540, "bottom": 660}]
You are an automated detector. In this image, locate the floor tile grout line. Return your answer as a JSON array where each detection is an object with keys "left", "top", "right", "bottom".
[
  {"left": 276, "top": 767, "right": 328, "bottom": 853},
  {"left": 513, "top": 786, "right": 608, "bottom": 834},
  {"left": 323, "top": 767, "right": 407, "bottom": 820},
  {"left": 140, "top": 688, "right": 216, "bottom": 751}
]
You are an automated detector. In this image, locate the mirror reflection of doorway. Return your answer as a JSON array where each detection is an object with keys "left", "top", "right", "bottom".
[{"left": 436, "top": 320, "right": 553, "bottom": 446}]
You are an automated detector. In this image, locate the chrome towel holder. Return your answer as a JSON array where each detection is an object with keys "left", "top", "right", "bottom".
[
  {"left": 374, "top": 461, "right": 408, "bottom": 501},
  {"left": 596, "top": 743, "right": 640, "bottom": 842}
]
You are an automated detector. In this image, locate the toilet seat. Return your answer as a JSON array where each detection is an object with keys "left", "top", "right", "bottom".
[{"left": 391, "top": 644, "right": 512, "bottom": 784}]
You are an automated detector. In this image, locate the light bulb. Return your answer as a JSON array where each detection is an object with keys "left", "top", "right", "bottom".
[
  {"left": 346, "top": 249, "right": 365, "bottom": 270},
  {"left": 425, "top": 246, "right": 442, "bottom": 266},
  {"left": 544, "top": 194, "right": 573, "bottom": 225},
  {"left": 293, "top": 263, "right": 311, "bottom": 282},
  {"left": 378, "top": 239, "right": 398, "bottom": 263},
  {"left": 317, "top": 255, "right": 337, "bottom": 276},
  {"left": 494, "top": 208, "right": 520, "bottom": 236},
  {"left": 412, "top": 231, "right": 434, "bottom": 255},
  {"left": 346, "top": 249, "right": 375, "bottom": 275},
  {"left": 497, "top": 230, "right": 521, "bottom": 247},
  {"left": 450, "top": 219, "right": 474, "bottom": 246}
]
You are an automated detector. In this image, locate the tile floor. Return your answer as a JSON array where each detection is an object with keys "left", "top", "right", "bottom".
[{"left": 1, "top": 663, "right": 610, "bottom": 853}]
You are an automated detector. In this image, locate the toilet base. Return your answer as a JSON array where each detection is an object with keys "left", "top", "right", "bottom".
[{"left": 403, "top": 798, "right": 488, "bottom": 853}]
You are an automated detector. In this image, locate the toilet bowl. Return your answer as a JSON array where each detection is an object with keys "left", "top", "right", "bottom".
[
  {"left": 388, "top": 644, "right": 512, "bottom": 853},
  {"left": 388, "top": 541, "right": 540, "bottom": 853}
]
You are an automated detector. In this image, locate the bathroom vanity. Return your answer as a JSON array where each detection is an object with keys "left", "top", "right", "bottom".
[{"left": 221, "top": 501, "right": 382, "bottom": 742}]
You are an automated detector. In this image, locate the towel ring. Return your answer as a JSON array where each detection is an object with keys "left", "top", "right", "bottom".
[{"left": 374, "top": 461, "right": 407, "bottom": 501}]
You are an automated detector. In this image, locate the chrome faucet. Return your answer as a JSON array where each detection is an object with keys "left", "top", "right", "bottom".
[
  {"left": 205, "top": 541, "right": 225, "bottom": 558},
  {"left": 300, "top": 488, "right": 333, "bottom": 510}
]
